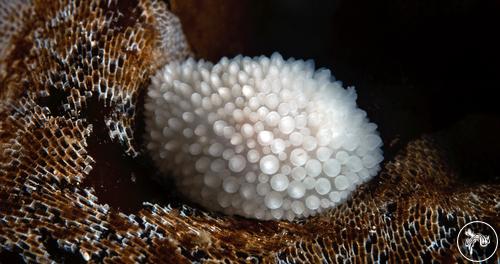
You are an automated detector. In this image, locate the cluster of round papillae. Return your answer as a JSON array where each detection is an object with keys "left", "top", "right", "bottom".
[{"left": 144, "top": 53, "right": 383, "bottom": 221}]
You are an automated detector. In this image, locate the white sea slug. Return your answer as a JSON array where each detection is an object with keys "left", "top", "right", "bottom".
[{"left": 144, "top": 53, "right": 383, "bottom": 221}]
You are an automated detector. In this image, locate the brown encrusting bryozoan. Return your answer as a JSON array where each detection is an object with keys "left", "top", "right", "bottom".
[{"left": 0, "top": 0, "right": 498, "bottom": 263}]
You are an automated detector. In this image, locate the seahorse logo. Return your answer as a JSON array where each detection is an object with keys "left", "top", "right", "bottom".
[
  {"left": 464, "top": 228, "right": 490, "bottom": 255},
  {"left": 457, "top": 221, "right": 498, "bottom": 262}
]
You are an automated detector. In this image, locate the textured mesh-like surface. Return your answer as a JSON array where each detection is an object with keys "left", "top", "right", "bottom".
[{"left": 0, "top": 0, "right": 498, "bottom": 263}]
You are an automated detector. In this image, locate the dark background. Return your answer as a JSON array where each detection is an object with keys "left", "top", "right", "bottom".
[
  {"left": 171, "top": 0, "right": 500, "bottom": 182},
  {"left": 1, "top": 1, "right": 498, "bottom": 262}
]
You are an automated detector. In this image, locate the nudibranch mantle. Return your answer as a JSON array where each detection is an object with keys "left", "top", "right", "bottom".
[{"left": 145, "top": 53, "right": 383, "bottom": 221}]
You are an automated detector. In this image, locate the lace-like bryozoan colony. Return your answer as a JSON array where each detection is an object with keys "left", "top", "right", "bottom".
[{"left": 0, "top": 0, "right": 498, "bottom": 263}]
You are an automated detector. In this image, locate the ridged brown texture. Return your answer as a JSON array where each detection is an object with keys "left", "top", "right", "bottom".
[{"left": 0, "top": 0, "right": 499, "bottom": 263}]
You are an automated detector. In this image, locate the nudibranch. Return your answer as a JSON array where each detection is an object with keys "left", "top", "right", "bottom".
[
  {"left": 144, "top": 54, "right": 383, "bottom": 220},
  {"left": 1, "top": 0, "right": 499, "bottom": 262}
]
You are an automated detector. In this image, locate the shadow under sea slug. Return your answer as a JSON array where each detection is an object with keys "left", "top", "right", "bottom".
[{"left": 0, "top": 0, "right": 499, "bottom": 263}]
